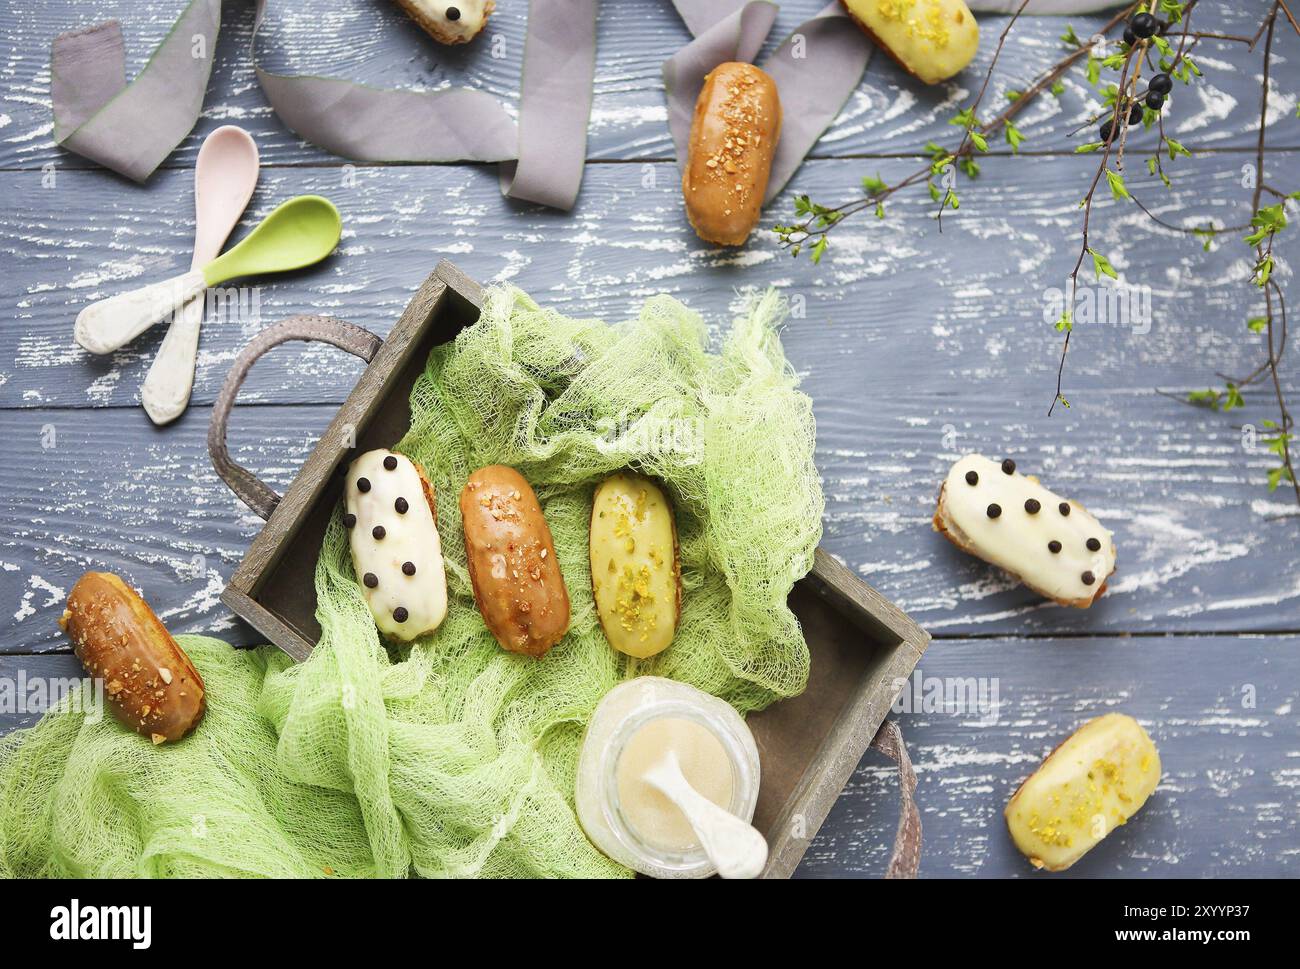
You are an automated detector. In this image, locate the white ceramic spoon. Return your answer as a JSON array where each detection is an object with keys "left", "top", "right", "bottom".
[
  {"left": 141, "top": 126, "right": 259, "bottom": 425},
  {"left": 642, "top": 749, "right": 768, "bottom": 879}
]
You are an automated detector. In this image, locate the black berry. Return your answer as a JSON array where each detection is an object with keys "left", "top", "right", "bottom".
[
  {"left": 1025, "top": 498, "right": 1041, "bottom": 514},
  {"left": 395, "top": 496, "right": 409, "bottom": 514},
  {"left": 393, "top": 607, "right": 409, "bottom": 623},
  {"left": 1122, "top": 26, "right": 1136, "bottom": 46},
  {"left": 445, "top": 5, "right": 460, "bottom": 19},
  {"left": 1145, "top": 90, "right": 1165, "bottom": 111},
  {"left": 383, "top": 455, "right": 398, "bottom": 471},
  {"left": 1048, "top": 540, "right": 1062, "bottom": 554},
  {"left": 987, "top": 503, "right": 1002, "bottom": 519},
  {"left": 357, "top": 477, "right": 371, "bottom": 493},
  {"left": 965, "top": 470, "right": 979, "bottom": 486},
  {"left": 1002, "top": 459, "right": 1016, "bottom": 475},
  {"left": 1148, "top": 73, "right": 1172, "bottom": 95},
  {"left": 1059, "top": 502, "right": 1071, "bottom": 517},
  {"left": 363, "top": 572, "right": 378, "bottom": 588},
  {"left": 1086, "top": 537, "right": 1102, "bottom": 552},
  {"left": 402, "top": 561, "right": 416, "bottom": 576},
  {"left": 372, "top": 525, "right": 386, "bottom": 540},
  {"left": 342, "top": 513, "right": 357, "bottom": 528},
  {"left": 1081, "top": 571, "right": 1096, "bottom": 586},
  {"left": 1130, "top": 13, "right": 1157, "bottom": 39},
  {"left": 1099, "top": 118, "right": 1114, "bottom": 143},
  {"left": 1128, "top": 100, "right": 1143, "bottom": 124}
]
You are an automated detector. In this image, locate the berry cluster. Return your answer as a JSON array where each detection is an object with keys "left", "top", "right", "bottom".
[{"left": 1099, "top": 12, "right": 1174, "bottom": 143}]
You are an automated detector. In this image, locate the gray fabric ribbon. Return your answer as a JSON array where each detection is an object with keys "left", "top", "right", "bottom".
[
  {"left": 52, "top": 0, "right": 595, "bottom": 209},
  {"left": 870, "top": 718, "right": 922, "bottom": 879},
  {"left": 51, "top": 0, "right": 876, "bottom": 211}
]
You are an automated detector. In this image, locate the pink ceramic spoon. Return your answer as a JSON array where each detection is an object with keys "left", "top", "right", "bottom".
[{"left": 141, "top": 126, "right": 259, "bottom": 426}]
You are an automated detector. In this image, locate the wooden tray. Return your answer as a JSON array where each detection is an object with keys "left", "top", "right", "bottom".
[{"left": 209, "top": 260, "right": 930, "bottom": 878}]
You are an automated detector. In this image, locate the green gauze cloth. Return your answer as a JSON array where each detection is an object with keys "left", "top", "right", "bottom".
[{"left": 0, "top": 286, "right": 823, "bottom": 878}]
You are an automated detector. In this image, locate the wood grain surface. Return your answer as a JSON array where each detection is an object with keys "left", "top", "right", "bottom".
[{"left": 0, "top": 0, "right": 1296, "bottom": 878}]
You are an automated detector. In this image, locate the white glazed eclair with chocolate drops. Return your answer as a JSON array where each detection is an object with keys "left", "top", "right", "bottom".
[
  {"left": 60, "top": 572, "right": 206, "bottom": 744},
  {"left": 933, "top": 454, "right": 1116, "bottom": 607},
  {"left": 393, "top": 0, "right": 493, "bottom": 45},
  {"left": 1005, "top": 713, "right": 1161, "bottom": 872},
  {"left": 590, "top": 473, "right": 681, "bottom": 659},
  {"left": 344, "top": 448, "right": 448, "bottom": 640},
  {"left": 840, "top": 0, "right": 979, "bottom": 84},
  {"left": 682, "top": 62, "right": 781, "bottom": 246}
]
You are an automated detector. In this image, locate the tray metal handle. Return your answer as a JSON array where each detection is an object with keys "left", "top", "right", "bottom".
[{"left": 208, "top": 314, "right": 383, "bottom": 520}]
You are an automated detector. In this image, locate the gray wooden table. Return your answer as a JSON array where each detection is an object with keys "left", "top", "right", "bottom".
[{"left": 1, "top": 0, "right": 1296, "bottom": 877}]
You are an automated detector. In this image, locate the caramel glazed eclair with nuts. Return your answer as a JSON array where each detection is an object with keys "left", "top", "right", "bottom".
[
  {"left": 344, "top": 448, "right": 449, "bottom": 640},
  {"left": 934, "top": 454, "right": 1116, "bottom": 608},
  {"left": 60, "top": 572, "right": 206, "bottom": 744},
  {"left": 460, "top": 465, "right": 570, "bottom": 658},
  {"left": 682, "top": 62, "right": 782, "bottom": 246}
]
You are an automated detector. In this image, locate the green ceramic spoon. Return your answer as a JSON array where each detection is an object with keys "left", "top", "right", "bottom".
[{"left": 75, "top": 195, "right": 342, "bottom": 355}]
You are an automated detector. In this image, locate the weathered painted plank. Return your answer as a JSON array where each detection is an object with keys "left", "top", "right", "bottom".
[
  {"left": 2, "top": 634, "right": 1295, "bottom": 877},
  {"left": 1, "top": 1, "right": 1291, "bottom": 172},
  {"left": 797, "top": 634, "right": 1300, "bottom": 878},
  {"left": 3, "top": 151, "right": 1294, "bottom": 409},
  {"left": 0, "top": 393, "right": 1294, "bottom": 655}
]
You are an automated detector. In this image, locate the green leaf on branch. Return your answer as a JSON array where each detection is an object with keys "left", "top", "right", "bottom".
[
  {"left": 1106, "top": 169, "right": 1130, "bottom": 200},
  {"left": 1254, "top": 254, "right": 1274, "bottom": 287},
  {"left": 1088, "top": 247, "right": 1118, "bottom": 279},
  {"left": 1267, "top": 465, "right": 1294, "bottom": 492},
  {"left": 862, "top": 173, "right": 887, "bottom": 196},
  {"left": 1005, "top": 121, "right": 1025, "bottom": 153},
  {"left": 1244, "top": 203, "right": 1287, "bottom": 246}
]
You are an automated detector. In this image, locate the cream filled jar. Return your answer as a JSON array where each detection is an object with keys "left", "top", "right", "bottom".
[{"left": 575, "top": 677, "right": 762, "bottom": 878}]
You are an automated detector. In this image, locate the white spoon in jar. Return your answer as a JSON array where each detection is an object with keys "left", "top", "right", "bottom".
[
  {"left": 140, "top": 126, "right": 259, "bottom": 425},
  {"left": 642, "top": 749, "right": 768, "bottom": 879}
]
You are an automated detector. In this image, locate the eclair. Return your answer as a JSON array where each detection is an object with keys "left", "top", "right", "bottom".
[
  {"left": 344, "top": 449, "right": 449, "bottom": 640},
  {"left": 460, "top": 465, "right": 570, "bottom": 658},
  {"left": 393, "top": 0, "right": 493, "bottom": 45},
  {"left": 682, "top": 62, "right": 782, "bottom": 246},
  {"left": 933, "top": 454, "right": 1116, "bottom": 607},
  {"left": 60, "top": 571, "right": 206, "bottom": 744},
  {"left": 590, "top": 473, "right": 681, "bottom": 658},
  {"left": 840, "top": 0, "right": 979, "bottom": 84}
]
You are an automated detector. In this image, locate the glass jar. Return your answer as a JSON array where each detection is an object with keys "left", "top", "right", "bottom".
[{"left": 575, "top": 676, "right": 762, "bottom": 878}]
